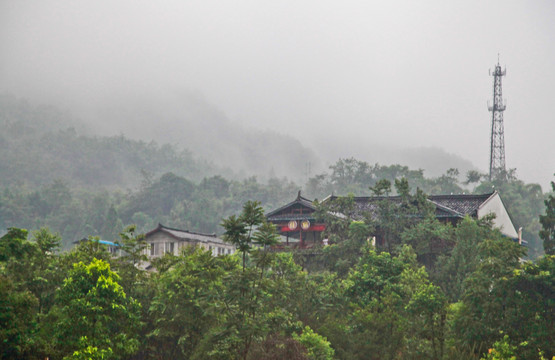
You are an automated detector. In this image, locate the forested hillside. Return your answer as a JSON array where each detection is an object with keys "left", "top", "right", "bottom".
[
  {"left": 59, "top": 91, "right": 323, "bottom": 183},
  {"left": 0, "top": 95, "right": 550, "bottom": 257},
  {"left": 0, "top": 94, "right": 213, "bottom": 189}
]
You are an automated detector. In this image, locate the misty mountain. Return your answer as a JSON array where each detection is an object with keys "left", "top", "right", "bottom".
[
  {"left": 0, "top": 94, "right": 87, "bottom": 135},
  {"left": 76, "top": 89, "right": 479, "bottom": 183},
  {"left": 0, "top": 93, "right": 323, "bottom": 188},
  {"left": 80, "top": 90, "right": 322, "bottom": 183},
  {"left": 0, "top": 94, "right": 208, "bottom": 189},
  {"left": 312, "top": 134, "right": 478, "bottom": 182},
  {"left": 1, "top": 92, "right": 482, "bottom": 190}
]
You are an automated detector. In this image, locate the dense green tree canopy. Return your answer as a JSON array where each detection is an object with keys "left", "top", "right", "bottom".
[{"left": 540, "top": 180, "right": 555, "bottom": 255}]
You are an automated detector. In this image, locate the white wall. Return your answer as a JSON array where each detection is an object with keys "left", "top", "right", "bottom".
[
  {"left": 478, "top": 193, "right": 518, "bottom": 239},
  {"left": 145, "top": 231, "right": 235, "bottom": 258}
]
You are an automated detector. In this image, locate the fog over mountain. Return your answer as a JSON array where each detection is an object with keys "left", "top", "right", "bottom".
[
  {"left": 78, "top": 89, "right": 475, "bottom": 181},
  {"left": 1, "top": 1, "right": 554, "bottom": 188},
  {"left": 79, "top": 89, "right": 322, "bottom": 183}
]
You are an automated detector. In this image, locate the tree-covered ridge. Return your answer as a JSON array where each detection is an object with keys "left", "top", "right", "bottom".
[
  {"left": 0, "top": 173, "right": 299, "bottom": 249},
  {"left": 539, "top": 180, "right": 555, "bottom": 255},
  {"left": 0, "top": 94, "right": 212, "bottom": 189},
  {"left": 0, "top": 94, "right": 324, "bottom": 186},
  {"left": 1, "top": 197, "right": 554, "bottom": 359},
  {"left": 1, "top": 160, "right": 549, "bottom": 258}
]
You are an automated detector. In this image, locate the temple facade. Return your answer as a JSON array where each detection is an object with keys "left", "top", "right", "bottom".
[
  {"left": 266, "top": 191, "right": 521, "bottom": 247},
  {"left": 266, "top": 191, "right": 326, "bottom": 246}
]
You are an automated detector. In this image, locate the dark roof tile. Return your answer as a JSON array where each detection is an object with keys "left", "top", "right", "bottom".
[
  {"left": 146, "top": 224, "right": 227, "bottom": 244},
  {"left": 321, "top": 192, "right": 496, "bottom": 219}
]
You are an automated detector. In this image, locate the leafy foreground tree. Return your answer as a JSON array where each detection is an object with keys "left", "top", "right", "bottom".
[
  {"left": 326, "top": 245, "right": 448, "bottom": 360},
  {"left": 143, "top": 201, "right": 333, "bottom": 360},
  {"left": 540, "top": 179, "right": 555, "bottom": 255},
  {"left": 49, "top": 258, "right": 141, "bottom": 359},
  {"left": 0, "top": 227, "right": 64, "bottom": 359},
  {"left": 480, "top": 334, "right": 518, "bottom": 360},
  {"left": 214, "top": 200, "right": 296, "bottom": 360},
  {"left": 447, "top": 234, "right": 554, "bottom": 359},
  {"left": 498, "top": 255, "right": 555, "bottom": 358},
  {"left": 0, "top": 273, "right": 37, "bottom": 359},
  {"left": 113, "top": 225, "right": 149, "bottom": 296},
  {"left": 435, "top": 216, "right": 496, "bottom": 302},
  {"left": 147, "top": 247, "right": 234, "bottom": 359},
  {"left": 293, "top": 326, "right": 335, "bottom": 360}
]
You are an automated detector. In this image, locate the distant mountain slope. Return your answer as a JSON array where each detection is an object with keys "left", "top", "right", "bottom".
[
  {"left": 83, "top": 90, "right": 322, "bottom": 183},
  {"left": 312, "top": 137, "right": 478, "bottom": 180},
  {"left": 0, "top": 94, "right": 207, "bottom": 189},
  {"left": 1, "top": 93, "right": 480, "bottom": 190},
  {"left": 78, "top": 90, "right": 480, "bottom": 184}
]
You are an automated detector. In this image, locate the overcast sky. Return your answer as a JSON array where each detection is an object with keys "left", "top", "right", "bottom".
[{"left": 1, "top": 1, "right": 554, "bottom": 187}]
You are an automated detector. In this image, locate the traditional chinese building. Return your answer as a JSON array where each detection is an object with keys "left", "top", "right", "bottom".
[
  {"left": 266, "top": 191, "right": 326, "bottom": 246},
  {"left": 267, "top": 191, "right": 521, "bottom": 247},
  {"left": 327, "top": 191, "right": 518, "bottom": 238}
]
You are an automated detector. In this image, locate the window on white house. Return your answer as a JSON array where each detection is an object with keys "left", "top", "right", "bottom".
[
  {"left": 149, "top": 243, "right": 155, "bottom": 256},
  {"left": 166, "top": 242, "right": 175, "bottom": 254}
]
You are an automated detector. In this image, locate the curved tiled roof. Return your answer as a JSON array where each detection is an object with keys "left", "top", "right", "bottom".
[
  {"left": 266, "top": 191, "right": 316, "bottom": 218},
  {"left": 319, "top": 192, "right": 496, "bottom": 219},
  {"left": 146, "top": 224, "right": 228, "bottom": 245},
  {"left": 428, "top": 193, "right": 494, "bottom": 217},
  {"left": 267, "top": 213, "right": 318, "bottom": 222}
]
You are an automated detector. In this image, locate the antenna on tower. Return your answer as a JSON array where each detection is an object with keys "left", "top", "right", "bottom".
[{"left": 488, "top": 56, "right": 507, "bottom": 181}]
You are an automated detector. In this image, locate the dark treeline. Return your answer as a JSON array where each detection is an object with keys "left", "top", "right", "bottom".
[
  {"left": 1, "top": 158, "right": 548, "bottom": 258},
  {"left": 2, "top": 188, "right": 555, "bottom": 359}
]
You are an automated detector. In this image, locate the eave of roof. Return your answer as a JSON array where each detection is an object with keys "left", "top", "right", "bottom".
[
  {"left": 267, "top": 214, "right": 318, "bottom": 222},
  {"left": 266, "top": 195, "right": 316, "bottom": 218},
  {"left": 428, "top": 200, "right": 465, "bottom": 218},
  {"left": 72, "top": 238, "right": 119, "bottom": 246},
  {"left": 145, "top": 223, "right": 226, "bottom": 244},
  {"left": 321, "top": 192, "right": 496, "bottom": 218}
]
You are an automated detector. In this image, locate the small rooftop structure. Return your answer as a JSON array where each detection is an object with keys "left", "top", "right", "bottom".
[{"left": 72, "top": 238, "right": 121, "bottom": 255}]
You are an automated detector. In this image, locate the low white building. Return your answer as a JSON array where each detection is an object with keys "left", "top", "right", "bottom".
[{"left": 144, "top": 223, "right": 235, "bottom": 258}]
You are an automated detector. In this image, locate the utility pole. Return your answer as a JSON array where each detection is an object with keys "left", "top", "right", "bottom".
[{"left": 488, "top": 56, "right": 507, "bottom": 181}]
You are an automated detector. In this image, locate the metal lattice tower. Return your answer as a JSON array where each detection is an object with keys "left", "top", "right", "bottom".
[{"left": 488, "top": 58, "right": 507, "bottom": 181}]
